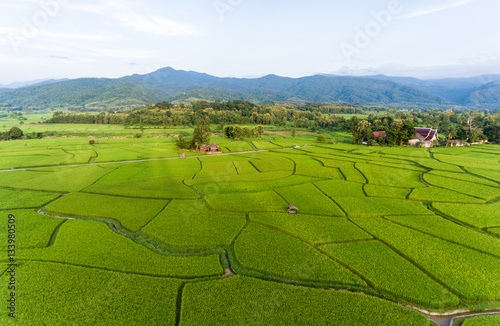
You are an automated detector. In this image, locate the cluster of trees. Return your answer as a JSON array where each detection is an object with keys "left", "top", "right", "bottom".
[
  {"left": 297, "top": 103, "right": 366, "bottom": 115},
  {"left": 42, "top": 99, "right": 500, "bottom": 144},
  {"left": 350, "top": 109, "right": 500, "bottom": 145},
  {"left": 224, "top": 125, "right": 265, "bottom": 139},
  {"left": 0, "top": 127, "right": 23, "bottom": 141},
  {"left": 175, "top": 120, "right": 211, "bottom": 150},
  {"left": 351, "top": 117, "right": 418, "bottom": 146},
  {"left": 47, "top": 111, "right": 124, "bottom": 124},
  {"left": 46, "top": 100, "right": 335, "bottom": 128}
]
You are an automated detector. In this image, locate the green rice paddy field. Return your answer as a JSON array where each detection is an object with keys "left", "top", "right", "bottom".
[{"left": 0, "top": 135, "right": 499, "bottom": 325}]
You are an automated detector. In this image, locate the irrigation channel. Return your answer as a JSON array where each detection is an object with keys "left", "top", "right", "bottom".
[
  {"left": 429, "top": 310, "right": 500, "bottom": 326},
  {"left": 0, "top": 146, "right": 315, "bottom": 172}
]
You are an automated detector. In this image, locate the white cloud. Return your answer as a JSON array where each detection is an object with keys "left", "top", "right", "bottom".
[
  {"left": 66, "top": 0, "right": 199, "bottom": 36},
  {"left": 43, "top": 38, "right": 158, "bottom": 59},
  {"left": 113, "top": 12, "right": 199, "bottom": 36},
  {"left": 38, "top": 30, "right": 111, "bottom": 41},
  {"left": 399, "top": 0, "right": 475, "bottom": 19}
]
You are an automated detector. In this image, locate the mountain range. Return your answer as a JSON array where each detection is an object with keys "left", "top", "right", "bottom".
[{"left": 1, "top": 67, "right": 499, "bottom": 110}]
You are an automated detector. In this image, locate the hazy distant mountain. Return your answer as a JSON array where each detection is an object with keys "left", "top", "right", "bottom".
[
  {"left": 0, "top": 67, "right": 497, "bottom": 109},
  {"left": 0, "top": 78, "right": 68, "bottom": 89},
  {"left": 357, "top": 74, "right": 500, "bottom": 105},
  {"left": 463, "top": 81, "right": 500, "bottom": 109}
]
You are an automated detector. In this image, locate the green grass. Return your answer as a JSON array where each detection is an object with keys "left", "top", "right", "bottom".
[
  {"left": 355, "top": 218, "right": 500, "bottom": 301},
  {"left": 222, "top": 141, "right": 254, "bottom": 152},
  {"left": 19, "top": 220, "right": 223, "bottom": 277},
  {"left": 250, "top": 156, "right": 295, "bottom": 172},
  {"left": 489, "top": 228, "right": 500, "bottom": 237},
  {"left": 180, "top": 276, "right": 430, "bottom": 326},
  {"left": 45, "top": 192, "right": 168, "bottom": 232},
  {"left": 250, "top": 212, "right": 372, "bottom": 245},
  {"left": 424, "top": 174, "right": 500, "bottom": 200},
  {"left": 186, "top": 170, "right": 292, "bottom": 186},
  {"left": 0, "top": 209, "right": 62, "bottom": 249},
  {"left": 409, "top": 187, "right": 485, "bottom": 203},
  {"left": 61, "top": 149, "right": 97, "bottom": 164},
  {"left": 340, "top": 165, "right": 367, "bottom": 183},
  {"left": 459, "top": 151, "right": 500, "bottom": 161},
  {"left": 461, "top": 314, "right": 500, "bottom": 325},
  {"left": 232, "top": 160, "right": 260, "bottom": 174},
  {"left": 271, "top": 152, "right": 324, "bottom": 166},
  {"left": 0, "top": 151, "right": 71, "bottom": 169},
  {"left": 205, "top": 191, "right": 287, "bottom": 212},
  {"left": 357, "top": 163, "right": 426, "bottom": 188},
  {"left": 0, "top": 188, "right": 60, "bottom": 210},
  {"left": 315, "top": 180, "right": 365, "bottom": 197},
  {"left": 433, "top": 202, "right": 500, "bottom": 229},
  {"left": 380, "top": 147, "right": 431, "bottom": 158},
  {"left": 193, "top": 175, "right": 323, "bottom": 195},
  {"left": 465, "top": 167, "right": 500, "bottom": 183},
  {"left": 233, "top": 223, "right": 365, "bottom": 285},
  {"left": 84, "top": 175, "right": 198, "bottom": 199},
  {"left": 251, "top": 140, "right": 282, "bottom": 150},
  {"left": 320, "top": 241, "right": 459, "bottom": 307},
  {"left": 0, "top": 170, "right": 51, "bottom": 187},
  {"left": 11, "top": 165, "right": 114, "bottom": 192},
  {"left": 142, "top": 200, "right": 246, "bottom": 248},
  {"left": 316, "top": 157, "right": 359, "bottom": 169},
  {"left": 334, "top": 197, "right": 432, "bottom": 217},
  {"left": 295, "top": 164, "right": 344, "bottom": 179},
  {"left": 433, "top": 153, "right": 500, "bottom": 171},
  {"left": 195, "top": 161, "right": 238, "bottom": 179},
  {"left": 410, "top": 157, "right": 464, "bottom": 173},
  {"left": 133, "top": 158, "right": 202, "bottom": 177},
  {"left": 0, "top": 261, "right": 181, "bottom": 326},
  {"left": 276, "top": 183, "right": 345, "bottom": 216},
  {"left": 430, "top": 170, "right": 498, "bottom": 187},
  {"left": 385, "top": 215, "right": 500, "bottom": 257},
  {"left": 364, "top": 184, "right": 412, "bottom": 199}
]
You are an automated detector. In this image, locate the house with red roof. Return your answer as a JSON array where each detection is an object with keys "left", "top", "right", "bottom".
[
  {"left": 373, "top": 131, "right": 387, "bottom": 140},
  {"left": 409, "top": 128, "right": 438, "bottom": 147}
]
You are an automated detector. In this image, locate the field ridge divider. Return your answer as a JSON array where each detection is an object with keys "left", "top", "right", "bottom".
[
  {"left": 423, "top": 174, "right": 498, "bottom": 201},
  {"left": 175, "top": 283, "right": 185, "bottom": 326},
  {"left": 79, "top": 191, "right": 177, "bottom": 201},
  {"left": 81, "top": 166, "right": 119, "bottom": 190},
  {"left": 460, "top": 166, "right": 500, "bottom": 186},
  {"left": 314, "top": 238, "right": 375, "bottom": 247},
  {"left": 247, "top": 160, "right": 262, "bottom": 173},
  {"left": 226, "top": 243, "right": 372, "bottom": 292},
  {"left": 312, "top": 183, "right": 348, "bottom": 217},
  {"left": 426, "top": 202, "right": 500, "bottom": 235},
  {"left": 47, "top": 220, "right": 68, "bottom": 247},
  {"left": 348, "top": 218, "right": 467, "bottom": 303},
  {"left": 229, "top": 220, "right": 250, "bottom": 246},
  {"left": 247, "top": 220, "right": 372, "bottom": 288},
  {"left": 140, "top": 200, "right": 172, "bottom": 231},
  {"left": 18, "top": 259, "right": 223, "bottom": 280},
  {"left": 353, "top": 163, "right": 369, "bottom": 184},
  {"left": 232, "top": 161, "right": 240, "bottom": 175},
  {"left": 381, "top": 217, "right": 500, "bottom": 259}
]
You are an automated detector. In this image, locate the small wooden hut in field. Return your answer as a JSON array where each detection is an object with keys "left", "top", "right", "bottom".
[
  {"left": 287, "top": 204, "right": 299, "bottom": 214},
  {"left": 200, "top": 143, "right": 220, "bottom": 154}
]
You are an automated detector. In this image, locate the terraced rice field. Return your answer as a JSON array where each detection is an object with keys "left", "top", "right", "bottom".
[{"left": 0, "top": 137, "right": 499, "bottom": 325}]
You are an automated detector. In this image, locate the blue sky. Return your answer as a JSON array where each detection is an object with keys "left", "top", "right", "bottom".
[{"left": 0, "top": 0, "right": 498, "bottom": 84}]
